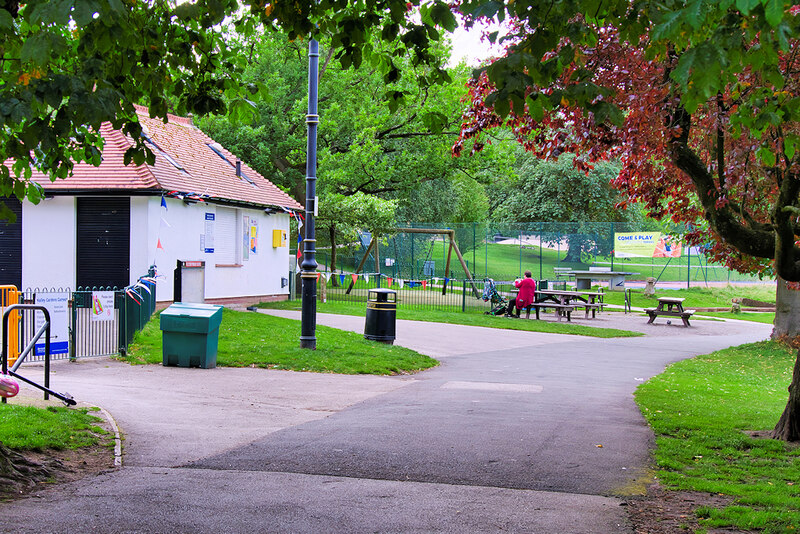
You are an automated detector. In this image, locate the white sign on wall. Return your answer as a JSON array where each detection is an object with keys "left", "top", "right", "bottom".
[
  {"left": 34, "top": 292, "right": 70, "bottom": 356},
  {"left": 91, "top": 291, "right": 115, "bottom": 322}
]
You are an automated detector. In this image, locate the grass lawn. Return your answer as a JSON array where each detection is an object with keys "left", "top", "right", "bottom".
[
  {"left": 123, "top": 308, "right": 438, "bottom": 375},
  {"left": 258, "top": 299, "right": 643, "bottom": 338},
  {"left": 0, "top": 404, "right": 106, "bottom": 450},
  {"left": 700, "top": 311, "right": 776, "bottom": 324},
  {"left": 602, "top": 285, "right": 776, "bottom": 309},
  {"left": 636, "top": 340, "right": 800, "bottom": 533}
]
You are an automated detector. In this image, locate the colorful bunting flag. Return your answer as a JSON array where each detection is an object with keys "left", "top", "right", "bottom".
[
  {"left": 365, "top": 274, "right": 369, "bottom": 283},
  {"left": 398, "top": 279, "right": 404, "bottom": 288},
  {"left": 156, "top": 239, "right": 164, "bottom": 250},
  {"left": 387, "top": 277, "right": 393, "bottom": 287},
  {"left": 422, "top": 280, "right": 427, "bottom": 289},
  {"left": 340, "top": 274, "right": 346, "bottom": 284},
  {"left": 351, "top": 274, "right": 358, "bottom": 284},
  {"left": 160, "top": 196, "right": 168, "bottom": 210}
]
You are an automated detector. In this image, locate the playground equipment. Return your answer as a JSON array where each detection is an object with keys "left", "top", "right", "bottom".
[
  {"left": 346, "top": 228, "right": 481, "bottom": 298},
  {"left": 481, "top": 279, "right": 509, "bottom": 316},
  {"left": 1, "top": 304, "right": 75, "bottom": 406}
]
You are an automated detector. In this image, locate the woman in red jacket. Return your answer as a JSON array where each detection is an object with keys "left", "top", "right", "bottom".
[{"left": 513, "top": 271, "right": 537, "bottom": 318}]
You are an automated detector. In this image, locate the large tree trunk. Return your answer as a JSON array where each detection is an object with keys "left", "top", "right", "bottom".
[
  {"left": 771, "top": 351, "right": 800, "bottom": 441},
  {"left": 770, "top": 279, "right": 800, "bottom": 441},
  {"left": 329, "top": 226, "right": 339, "bottom": 287},
  {"left": 772, "top": 277, "right": 800, "bottom": 342}
]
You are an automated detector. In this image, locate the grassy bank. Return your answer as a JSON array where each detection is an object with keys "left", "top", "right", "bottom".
[
  {"left": 258, "top": 300, "right": 643, "bottom": 338},
  {"left": 0, "top": 404, "right": 105, "bottom": 450},
  {"left": 602, "top": 285, "right": 775, "bottom": 309},
  {"left": 636, "top": 340, "right": 800, "bottom": 532},
  {"left": 124, "top": 308, "right": 438, "bottom": 375}
]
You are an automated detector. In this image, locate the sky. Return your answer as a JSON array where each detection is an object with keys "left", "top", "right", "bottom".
[{"left": 447, "top": 19, "right": 506, "bottom": 67}]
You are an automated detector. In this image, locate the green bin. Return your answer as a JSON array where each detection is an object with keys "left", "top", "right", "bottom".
[{"left": 160, "top": 303, "right": 223, "bottom": 368}]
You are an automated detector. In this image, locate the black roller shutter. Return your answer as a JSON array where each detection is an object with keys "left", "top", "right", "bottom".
[
  {"left": 0, "top": 197, "right": 22, "bottom": 289},
  {"left": 76, "top": 197, "right": 130, "bottom": 289}
]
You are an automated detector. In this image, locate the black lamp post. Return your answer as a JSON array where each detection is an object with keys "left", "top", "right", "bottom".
[{"left": 300, "top": 38, "right": 319, "bottom": 349}]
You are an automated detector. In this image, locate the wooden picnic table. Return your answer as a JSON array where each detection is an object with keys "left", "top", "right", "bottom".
[
  {"left": 644, "top": 296, "right": 695, "bottom": 326},
  {"left": 536, "top": 289, "right": 604, "bottom": 320}
]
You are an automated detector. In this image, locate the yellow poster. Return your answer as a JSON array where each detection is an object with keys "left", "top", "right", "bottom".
[{"left": 615, "top": 232, "right": 682, "bottom": 258}]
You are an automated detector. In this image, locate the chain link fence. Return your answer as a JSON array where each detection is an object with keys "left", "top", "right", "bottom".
[{"left": 303, "top": 222, "right": 766, "bottom": 287}]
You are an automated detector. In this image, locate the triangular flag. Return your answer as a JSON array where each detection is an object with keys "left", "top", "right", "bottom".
[
  {"left": 434, "top": 277, "right": 440, "bottom": 284},
  {"left": 351, "top": 274, "right": 358, "bottom": 284},
  {"left": 156, "top": 238, "right": 164, "bottom": 250},
  {"left": 365, "top": 274, "right": 369, "bottom": 283},
  {"left": 387, "top": 277, "right": 393, "bottom": 287},
  {"left": 398, "top": 279, "right": 404, "bottom": 288},
  {"left": 422, "top": 280, "right": 427, "bottom": 289},
  {"left": 161, "top": 196, "right": 168, "bottom": 210},
  {"left": 444, "top": 277, "right": 450, "bottom": 289},
  {"left": 323, "top": 272, "right": 330, "bottom": 282},
  {"left": 340, "top": 274, "right": 345, "bottom": 284},
  {"left": 316, "top": 272, "right": 321, "bottom": 282}
]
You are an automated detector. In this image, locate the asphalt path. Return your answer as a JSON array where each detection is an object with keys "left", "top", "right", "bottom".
[{"left": 0, "top": 311, "right": 772, "bottom": 533}]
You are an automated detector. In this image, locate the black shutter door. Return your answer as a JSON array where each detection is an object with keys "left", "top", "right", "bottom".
[
  {"left": 0, "top": 197, "right": 22, "bottom": 289},
  {"left": 76, "top": 197, "right": 130, "bottom": 289}
]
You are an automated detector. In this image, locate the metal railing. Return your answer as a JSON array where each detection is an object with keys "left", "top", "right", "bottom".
[{"left": 7, "top": 270, "right": 158, "bottom": 362}]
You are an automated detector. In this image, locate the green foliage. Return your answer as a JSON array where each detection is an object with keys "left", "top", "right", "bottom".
[
  {"left": 0, "top": 404, "right": 105, "bottom": 451},
  {"left": 636, "top": 341, "right": 800, "bottom": 532},
  {"left": 125, "top": 308, "right": 438, "bottom": 375}
]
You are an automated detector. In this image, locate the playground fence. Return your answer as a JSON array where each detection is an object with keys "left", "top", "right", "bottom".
[{"left": 298, "top": 221, "right": 768, "bottom": 287}]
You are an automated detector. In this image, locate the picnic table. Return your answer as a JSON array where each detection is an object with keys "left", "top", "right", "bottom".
[
  {"left": 511, "top": 289, "right": 604, "bottom": 322},
  {"left": 644, "top": 296, "right": 695, "bottom": 327}
]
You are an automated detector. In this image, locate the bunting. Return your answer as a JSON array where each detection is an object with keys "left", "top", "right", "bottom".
[
  {"left": 422, "top": 280, "right": 427, "bottom": 289},
  {"left": 339, "top": 274, "right": 346, "bottom": 284},
  {"left": 387, "top": 277, "right": 393, "bottom": 287},
  {"left": 351, "top": 274, "right": 358, "bottom": 284},
  {"left": 398, "top": 279, "right": 404, "bottom": 289}
]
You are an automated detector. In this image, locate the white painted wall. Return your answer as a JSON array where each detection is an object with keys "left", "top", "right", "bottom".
[
  {"left": 21, "top": 195, "right": 292, "bottom": 301},
  {"left": 21, "top": 196, "right": 76, "bottom": 290},
  {"left": 134, "top": 197, "right": 292, "bottom": 302}
]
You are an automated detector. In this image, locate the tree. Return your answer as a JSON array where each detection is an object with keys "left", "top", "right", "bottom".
[
  {"left": 493, "top": 153, "right": 646, "bottom": 262},
  {"left": 0, "top": 0, "right": 459, "bottom": 220},
  {"left": 453, "top": 2, "right": 800, "bottom": 440},
  {"left": 196, "top": 32, "right": 508, "bottom": 273}
]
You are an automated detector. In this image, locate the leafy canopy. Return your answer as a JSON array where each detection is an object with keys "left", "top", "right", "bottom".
[{"left": 454, "top": 1, "right": 800, "bottom": 282}]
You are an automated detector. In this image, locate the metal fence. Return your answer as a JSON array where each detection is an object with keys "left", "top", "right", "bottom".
[
  {"left": 298, "top": 274, "right": 570, "bottom": 314},
  {"left": 303, "top": 221, "right": 767, "bottom": 286},
  {"left": 11, "top": 273, "right": 157, "bottom": 362}
]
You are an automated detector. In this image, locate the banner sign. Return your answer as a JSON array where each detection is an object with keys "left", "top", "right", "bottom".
[
  {"left": 34, "top": 292, "right": 70, "bottom": 356},
  {"left": 615, "top": 232, "right": 682, "bottom": 258},
  {"left": 91, "top": 291, "right": 115, "bottom": 322}
]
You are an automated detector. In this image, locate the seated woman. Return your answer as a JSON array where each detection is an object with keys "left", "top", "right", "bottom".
[{"left": 513, "top": 271, "right": 537, "bottom": 318}]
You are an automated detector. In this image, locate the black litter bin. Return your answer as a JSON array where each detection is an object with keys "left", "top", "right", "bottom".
[
  {"left": 364, "top": 288, "right": 396, "bottom": 344},
  {"left": 538, "top": 280, "right": 548, "bottom": 290}
]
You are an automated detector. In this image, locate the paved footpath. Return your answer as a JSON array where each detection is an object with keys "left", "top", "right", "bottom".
[{"left": 1, "top": 312, "right": 771, "bottom": 533}]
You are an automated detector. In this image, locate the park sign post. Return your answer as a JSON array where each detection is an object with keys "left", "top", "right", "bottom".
[
  {"left": 300, "top": 38, "right": 319, "bottom": 350},
  {"left": 614, "top": 232, "right": 682, "bottom": 259}
]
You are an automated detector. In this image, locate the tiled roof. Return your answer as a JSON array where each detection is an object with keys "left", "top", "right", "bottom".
[{"left": 32, "top": 105, "right": 302, "bottom": 211}]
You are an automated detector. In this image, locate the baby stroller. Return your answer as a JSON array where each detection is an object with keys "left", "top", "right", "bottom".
[{"left": 482, "top": 278, "right": 509, "bottom": 316}]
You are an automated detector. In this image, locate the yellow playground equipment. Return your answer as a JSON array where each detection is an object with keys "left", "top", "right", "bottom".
[{"left": 0, "top": 285, "right": 21, "bottom": 367}]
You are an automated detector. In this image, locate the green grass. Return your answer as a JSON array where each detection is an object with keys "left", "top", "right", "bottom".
[
  {"left": 259, "top": 299, "right": 643, "bottom": 338},
  {"left": 700, "top": 311, "right": 776, "bottom": 324},
  {"left": 635, "top": 340, "right": 800, "bottom": 533},
  {"left": 0, "top": 404, "right": 106, "bottom": 451},
  {"left": 602, "top": 285, "right": 776, "bottom": 309},
  {"left": 123, "top": 308, "right": 438, "bottom": 375}
]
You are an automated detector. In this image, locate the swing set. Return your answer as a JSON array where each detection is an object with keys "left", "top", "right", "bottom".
[{"left": 345, "top": 228, "right": 481, "bottom": 298}]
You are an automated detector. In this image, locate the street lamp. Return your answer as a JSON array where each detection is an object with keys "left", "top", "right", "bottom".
[{"left": 300, "top": 38, "right": 319, "bottom": 349}]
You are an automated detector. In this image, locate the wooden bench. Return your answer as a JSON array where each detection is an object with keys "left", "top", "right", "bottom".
[
  {"left": 527, "top": 303, "right": 577, "bottom": 322},
  {"left": 644, "top": 307, "right": 695, "bottom": 327}
]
